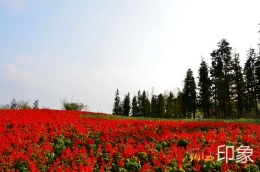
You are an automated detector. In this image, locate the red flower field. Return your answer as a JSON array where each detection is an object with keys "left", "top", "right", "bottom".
[{"left": 0, "top": 109, "right": 259, "bottom": 171}]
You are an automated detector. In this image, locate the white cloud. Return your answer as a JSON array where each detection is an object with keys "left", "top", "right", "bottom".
[
  {"left": 16, "top": 55, "right": 34, "bottom": 65},
  {"left": 0, "top": 63, "right": 44, "bottom": 88},
  {"left": 15, "top": 54, "right": 53, "bottom": 66}
]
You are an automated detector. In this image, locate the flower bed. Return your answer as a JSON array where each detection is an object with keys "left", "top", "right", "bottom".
[{"left": 0, "top": 109, "right": 259, "bottom": 171}]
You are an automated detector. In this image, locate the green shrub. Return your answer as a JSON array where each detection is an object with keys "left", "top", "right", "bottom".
[
  {"left": 19, "top": 100, "right": 31, "bottom": 109},
  {"left": 61, "top": 99, "right": 88, "bottom": 111},
  {"left": 33, "top": 100, "right": 39, "bottom": 109},
  {"left": 0, "top": 98, "right": 32, "bottom": 109}
]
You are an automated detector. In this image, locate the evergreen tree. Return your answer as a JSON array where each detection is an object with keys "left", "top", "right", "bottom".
[
  {"left": 197, "top": 59, "right": 211, "bottom": 118},
  {"left": 220, "top": 39, "right": 233, "bottom": 117},
  {"left": 118, "top": 101, "right": 123, "bottom": 116},
  {"left": 244, "top": 48, "right": 258, "bottom": 116},
  {"left": 157, "top": 93, "right": 165, "bottom": 118},
  {"left": 151, "top": 95, "right": 157, "bottom": 118},
  {"left": 231, "top": 53, "right": 245, "bottom": 118},
  {"left": 123, "top": 93, "right": 131, "bottom": 116},
  {"left": 255, "top": 25, "right": 260, "bottom": 102},
  {"left": 112, "top": 89, "right": 120, "bottom": 115},
  {"left": 182, "top": 68, "right": 197, "bottom": 118},
  {"left": 145, "top": 97, "right": 151, "bottom": 117},
  {"left": 255, "top": 52, "right": 260, "bottom": 101},
  {"left": 166, "top": 91, "right": 175, "bottom": 118},
  {"left": 210, "top": 50, "right": 222, "bottom": 117},
  {"left": 176, "top": 88, "right": 183, "bottom": 118},
  {"left": 142, "top": 91, "right": 148, "bottom": 117},
  {"left": 137, "top": 90, "right": 143, "bottom": 117},
  {"left": 143, "top": 91, "right": 151, "bottom": 118},
  {"left": 131, "top": 96, "right": 138, "bottom": 117},
  {"left": 210, "top": 39, "right": 233, "bottom": 118}
]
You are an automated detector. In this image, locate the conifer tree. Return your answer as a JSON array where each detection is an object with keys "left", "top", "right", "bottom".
[
  {"left": 157, "top": 93, "right": 165, "bottom": 118},
  {"left": 197, "top": 59, "right": 211, "bottom": 118},
  {"left": 145, "top": 98, "right": 151, "bottom": 117},
  {"left": 131, "top": 96, "right": 138, "bottom": 117},
  {"left": 231, "top": 53, "right": 245, "bottom": 118},
  {"left": 210, "top": 39, "right": 233, "bottom": 118},
  {"left": 118, "top": 101, "right": 123, "bottom": 116},
  {"left": 142, "top": 91, "right": 151, "bottom": 117},
  {"left": 142, "top": 91, "right": 147, "bottom": 117},
  {"left": 137, "top": 90, "right": 143, "bottom": 117},
  {"left": 210, "top": 50, "right": 221, "bottom": 117},
  {"left": 112, "top": 89, "right": 120, "bottom": 115},
  {"left": 176, "top": 88, "right": 183, "bottom": 118},
  {"left": 255, "top": 24, "right": 260, "bottom": 102},
  {"left": 244, "top": 48, "right": 258, "bottom": 116},
  {"left": 220, "top": 39, "right": 233, "bottom": 117},
  {"left": 255, "top": 54, "right": 260, "bottom": 101},
  {"left": 166, "top": 91, "right": 175, "bottom": 118},
  {"left": 151, "top": 95, "right": 157, "bottom": 118},
  {"left": 255, "top": 24, "right": 260, "bottom": 117},
  {"left": 123, "top": 93, "right": 131, "bottom": 116},
  {"left": 182, "top": 68, "right": 197, "bottom": 118}
]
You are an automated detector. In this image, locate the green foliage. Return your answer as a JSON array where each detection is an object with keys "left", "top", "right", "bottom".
[
  {"left": 0, "top": 98, "right": 32, "bottom": 109},
  {"left": 182, "top": 69, "right": 197, "bottom": 118},
  {"left": 33, "top": 100, "right": 39, "bottom": 109},
  {"left": 131, "top": 96, "right": 138, "bottom": 117},
  {"left": 210, "top": 39, "right": 233, "bottom": 118},
  {"left": 232, "top": 53, "right": 245, "bottom": 118},
  {"left": 177, "top": 139, "right": 188, "bottom": 147},
  {"left": 19, "top": 101, "right": 31, "bottom": 109},
  {"left": 45, "top": 152, "right": 56, "bottom": 165},
  {"left": 113, "top": 89, "right": 121, "bottom": 115},
  {"left": 255, "top": 53, "right": 260, "bottom": 100},
  {"left": 244, "top": 48, "right": 259, "bottom": 116},
  {"left": 124, "top": 157, "right": 141, "bottom": 171},
  {"left": 157, "top": 93, "right": 165, "bottom": 118},
  {"left": 142, "top": 91, "right": 150, "bottom": 117},
  {"left": 166, "top": 91, "right": 175, "bottom": 118},
  {"left": 150, "top": 95, "right": 157, "bottom": 118},
  {"left": 52, "top": 135, "right": 72, "bottom": 156},
  {"left": 244, "top": 164, "right": 260, "bottom": 171},
  {"left": 197, "top": 59, "right": 211, "bottom": 118},
  {"left": 118, "top": 101, "right": 123, "bottom": 116},
  {"left": 123, "top": 93, "right": 131, "bottom": 116},
  {"left": 13, "top": 160, "right": 28, "bottom": 172},
  {"left": 61, "top": 99, "right": 88, "bottom": 111},
  {"left": 137, "top": 90, "right": 142, "bottom": 117},
  {"left": 10, "top": 98, "right": 20, "bottom": 109}
]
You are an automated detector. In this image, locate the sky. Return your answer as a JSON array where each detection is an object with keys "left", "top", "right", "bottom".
[{"left": 1, "top": 0, "right": 260, "bottom": 113}]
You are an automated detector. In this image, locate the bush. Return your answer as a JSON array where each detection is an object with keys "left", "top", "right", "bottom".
[
  {"left": 19, "top": 100, "right": 31, "bottom": 109},
  {"left": 33, "top": 100, "right": 39, "bottom": 109},
  {"left": 0, "top": 98, "right": 32, "bottom": 109},
  {"left": 61, "top": 99, "right": 88, "bottom": 111}
]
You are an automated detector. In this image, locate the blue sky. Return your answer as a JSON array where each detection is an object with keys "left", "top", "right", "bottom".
[{"left": 1, "top": 0, "right": 260, "bottom": 113}]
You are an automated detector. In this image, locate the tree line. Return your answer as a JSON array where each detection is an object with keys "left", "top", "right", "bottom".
[{"left": 112, "top": 24, "right": 260, "bottom": 119}]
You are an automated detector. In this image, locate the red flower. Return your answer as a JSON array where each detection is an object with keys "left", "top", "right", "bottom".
[
  {"left": 117, "top": 159, "right": 124, "bottom": 167},
  {"left": 221, "top": 163, "right": 228, "bottom": 171}
]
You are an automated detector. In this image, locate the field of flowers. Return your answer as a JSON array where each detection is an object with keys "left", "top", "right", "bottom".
[{"left": 0, "top": 109, "right": 260, "bottom": 171}]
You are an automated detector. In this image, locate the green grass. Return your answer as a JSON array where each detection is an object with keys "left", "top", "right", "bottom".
[
  {"left": 80, "top": 114, "right": 169, "bottom": 120},
  {"left": 80, "top": 114, "right": 260, "bottom": 123}
]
